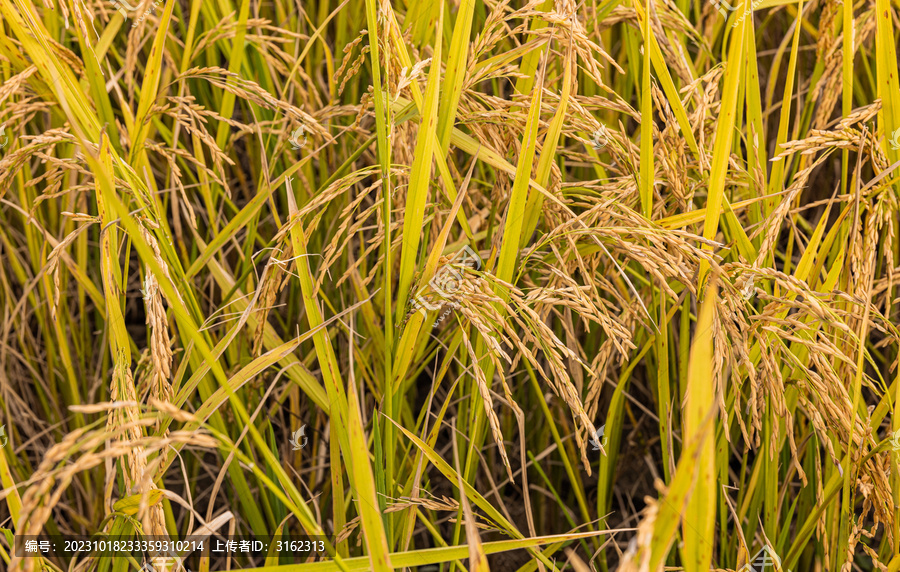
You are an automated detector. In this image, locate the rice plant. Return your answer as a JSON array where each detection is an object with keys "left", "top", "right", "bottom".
[{"left": 1, "top": 0, "right": 900, "bottom": 570}]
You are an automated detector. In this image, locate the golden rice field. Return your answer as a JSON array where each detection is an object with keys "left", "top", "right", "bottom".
[{"left": 1, "top": 0, "right": 900, "bottom": 570}]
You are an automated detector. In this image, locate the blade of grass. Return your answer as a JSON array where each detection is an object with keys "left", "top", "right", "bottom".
[
  {"left": 681, "top": 281, "right": 717, "bottom": 572},
  {"left": 698, "top": 17, "right": 747, "bottom": 289},
  {"left": 395, "top": 7, "right": 444, "bottom": 323},
  {"left": 346, "top": 384, "right": 393, "bottom": 572}
]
